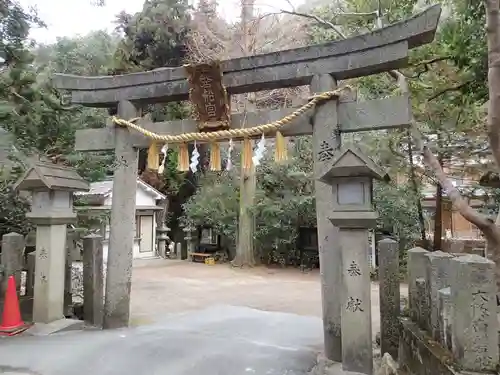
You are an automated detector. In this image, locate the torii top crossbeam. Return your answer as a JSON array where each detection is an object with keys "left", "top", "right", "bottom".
[{"left": 53, "top": 5, "right": 441, "bottom": 107}]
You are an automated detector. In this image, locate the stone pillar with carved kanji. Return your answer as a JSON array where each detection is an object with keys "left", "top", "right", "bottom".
[
  {"left": 13, "top": 162, "right": 89, "bottom": 324},
  {"left": 318, "top": 146, "right": 389, "bottom": 375}
]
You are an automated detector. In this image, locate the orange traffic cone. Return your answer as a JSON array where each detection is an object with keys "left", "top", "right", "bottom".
[{"left": 0, "top": 276, "right": 30, "bottom": 336}]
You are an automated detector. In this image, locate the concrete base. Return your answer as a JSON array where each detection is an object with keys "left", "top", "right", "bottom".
[
  {"left": 25, "top": 319, "right": 84, "bottom": 336},
  {"left": 310, "top": 351, "right": 395, "bottom": 375},
  {"left": 309, "top": 354, "right": 368, "bottom": 375}
]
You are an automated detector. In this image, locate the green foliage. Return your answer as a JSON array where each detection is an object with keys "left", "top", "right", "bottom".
[
  {"left": 182, "top": 137, "right": 422, "bottom": 261},
  {"left": 182, "top": 138, "right": 315, "bottom": 257},
  {"left": 161, "top": 148, "right": 185, "bottom": 195},
  {"left": 75, "top": 209, "right": 110, "bottom": 231},
  {"left": 113, "top": 0, "right": 192, "bottom": 72},
  {"left": 35, "top": 30, "right": 121, "bottom": 76},
  {"left": 440, "top": 0, "right": 487, "bottom": 102},
  {"left": 0, "top": 1, "right": 42, "bottom": 236},
  {"left": 0, "top": 3, "right": 66, "bottom": 151},
  {"left": 182, "top": 171, "right": 239, "bottom": 243},
  {"left": 0, "top": 161, "right": 33, "bottom": 238},
  {"left": 252, "top": 138, "right": 316, "bottom": 255},
  {"left": 0, "top": 55, "right": 112, "bottom": 182},
  {"left": 0, "top": 0, "right": 44, "bottom": 66},
  {"left": 0, "top": 1, "right": 120, "bottom": 234},
  {"left": 373, "top": 181, "right": 421, "bottom": 249},
  {"left": 0, "top": 184, "right": 31, "bottom": 237}
]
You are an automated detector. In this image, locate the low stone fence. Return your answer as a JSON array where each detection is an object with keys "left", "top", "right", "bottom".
[
  {"left": 0, "top": 231, "right": 105, "bottom": 326},
  {"left": 399, "top": 248, "right": 499, "bottom": 375},
  {"left": 415, "top": 238, "right": 486, "bottom": 253}
]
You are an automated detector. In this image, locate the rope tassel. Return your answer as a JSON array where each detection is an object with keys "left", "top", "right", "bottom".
[
  {"left": 177, "top": 143, "right": 189, "bottom": 172},
  {"left": 147, "top": 142, "right": 160, "bottom": 170},
  {"left": 210, "top": 142, "right": 221, "bottom": 171},
  {"left": 242, "top": 138, "right": 253, "bottom": 171},
  {"left": 275, "top": 131, "right": 288, "bottom": 162}
]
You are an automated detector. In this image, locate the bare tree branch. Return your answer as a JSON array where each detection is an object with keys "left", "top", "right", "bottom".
[
  {"left": 415, "top": 56, "right": 453, "bottom": 66},
  {"left": 411, "top": 126, "right": 493, "bottom": 230},
  {"left": 427, "top": 81, "right": 472, "bottom": 101},
  {"left": 279, "top": 9, "right": 347, "bottom": 39}
]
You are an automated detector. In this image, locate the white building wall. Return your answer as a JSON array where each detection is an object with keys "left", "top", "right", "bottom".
[
  {"left": 102, "top": 238, "right": 141, "bottom": 263},
  {"left": 103, "top": 188, "right": 156, "bottom": 208},
  {"left": 97, "top": 181, "right": 162, "bottom": 263}
]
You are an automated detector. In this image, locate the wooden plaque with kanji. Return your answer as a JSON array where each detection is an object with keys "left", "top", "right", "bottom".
[{"left": 184, "top": 61, "right": 230, "bottom": 132}]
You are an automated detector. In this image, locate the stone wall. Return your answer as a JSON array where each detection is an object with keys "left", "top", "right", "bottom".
[{"left": 399, "top": 248, "right": 499, "bottom": 375}]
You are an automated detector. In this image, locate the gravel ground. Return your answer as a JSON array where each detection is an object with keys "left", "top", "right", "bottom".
[{"left": 125, "top": 259, "right": 408, "bottom": 332}]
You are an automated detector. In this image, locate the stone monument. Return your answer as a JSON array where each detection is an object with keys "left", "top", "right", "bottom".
[
  {"left": 319, "top": 146, "right": 389, "bottom": 375},
  {"left": 14, "top": 162, "right": 89, "bottom": 324},
  {"left": 377, "top": 238, "right": 400, "bottom": 360},
  {"left": 451, "top": 254, "right": 498, "bottom": 372}
]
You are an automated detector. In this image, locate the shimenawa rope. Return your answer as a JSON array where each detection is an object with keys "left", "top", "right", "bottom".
[{"left": 111, "top": 88, "right": 347, "bottom": 143}]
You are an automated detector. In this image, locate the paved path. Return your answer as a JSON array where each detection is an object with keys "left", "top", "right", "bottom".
[
  {"left": 0, "top": 259, "right": 407, "bottom": 375},
  {"left": 0, "top": 306, "right": 323, "bottom": 375},
  {"left": 129, "top": 259, "right": 408, "bottom": 334}
]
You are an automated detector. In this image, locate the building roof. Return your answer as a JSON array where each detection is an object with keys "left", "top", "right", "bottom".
[{"left": 75, "top": 178, "right": 166, "bottom": 200}]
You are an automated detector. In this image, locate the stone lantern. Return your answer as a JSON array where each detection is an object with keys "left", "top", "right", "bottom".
[
  {"left": 14, "top": 162, "right": 89, "bottom": 324},
  {"left": 318, "top": 146, "right": 389, "bottom": 375},
  {"left": 182, "top": 224, "right": 197, "bottom": 261},
  {"left": 156, "top": 226, "right": 170, "bottom": 259},
  {"left": 319, "top": 146, "right": 389, "bottom": 229}
]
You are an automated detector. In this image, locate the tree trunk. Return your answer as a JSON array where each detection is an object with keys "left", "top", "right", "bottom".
[
  {"left": 433, "top": 183, "right": 443, "bottom": 251},
  {"left": 233, "top": 166, "right": 257, "bottom": 267},
  {"left": 155, "top": 198, "right": 169, "bottom": 228},
  {"left": 486, "top": 213, "right": 500, "bottom": 303},
  {"left": 233, "top": 0, "right": 257, "bottom": 267},
  {"left": 433, "top": 153, "right": 444, "bottom": 251},
  {"left": 407, "top": 131, "right": 428, "bottom": 247}
]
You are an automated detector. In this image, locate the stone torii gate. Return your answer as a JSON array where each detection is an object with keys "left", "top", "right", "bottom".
[{"left": 53, "top": 3, "right": 440, "bottom": 362}]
